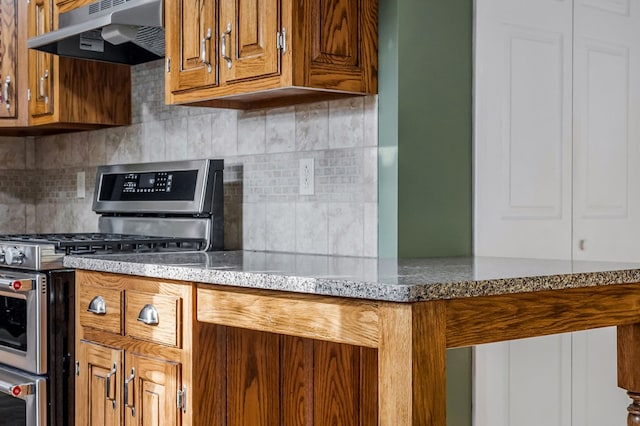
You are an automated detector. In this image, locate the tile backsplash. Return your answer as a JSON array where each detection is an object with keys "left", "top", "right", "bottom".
[{"left": 0, "top": 60, "right": 378, "bottom": 257}]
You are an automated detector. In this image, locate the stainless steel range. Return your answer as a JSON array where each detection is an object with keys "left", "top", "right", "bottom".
[{"left": 0, "top": 159, "right": 224, "bottom": 426}]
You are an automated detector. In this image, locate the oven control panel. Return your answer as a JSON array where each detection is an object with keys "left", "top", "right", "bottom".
[{"left": 98, "top": 169, "right": 198, "bottom": 202}]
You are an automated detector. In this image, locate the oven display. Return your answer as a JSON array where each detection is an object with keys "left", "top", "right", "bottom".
[
  {"left": 0, "top": 297, "right": 27, "bottom": 352},
  {"left": 98, "top": 170, "right": 198, "bottom": 201}
]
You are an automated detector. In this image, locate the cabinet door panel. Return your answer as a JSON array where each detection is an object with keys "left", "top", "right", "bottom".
[
  {"left": 220, "top": 0, "right": 279, "bottom": 83},
  {"left": 27, "top": 0, "right": 54, "bottom": 118},
  {"left": 127, "top": 353, "right": 180, "bottom": 426},
  {"left": 76, "top": 341, "right": 123, "bottom": 426},
  {"left": 0, "top": 0, "right": 18, "bottom": 119},
  {"left": 167, "top": 0, "right": 218, "bottom": 95},
  {"left": 312, "top": 0, "right": 357, "bottom": 66}
]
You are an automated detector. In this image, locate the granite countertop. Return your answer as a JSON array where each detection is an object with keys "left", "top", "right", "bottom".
[{"left": 63, "top": 251, "right": 640, "bottom": 302}]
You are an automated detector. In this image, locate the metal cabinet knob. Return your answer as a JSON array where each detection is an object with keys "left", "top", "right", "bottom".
[
  {"left": 137, "top": 304, "right": 159, "bottom": 325},
  {"left": 87, "top": 296, "right": 106, "bottom": 315}
]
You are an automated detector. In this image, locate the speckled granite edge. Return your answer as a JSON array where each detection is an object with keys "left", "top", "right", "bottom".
[
  {"left": 409, "top": 270, "right": 640, "bottom": 301},
  {"left": 63, "top": 255, "right": 640, "bottom": 303}
]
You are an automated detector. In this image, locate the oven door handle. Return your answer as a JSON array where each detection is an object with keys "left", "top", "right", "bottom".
[
  {"left": 0, "top": 278, "right": 33, "bottom": 293},
  {"left": 0, "top": 379, "right": 35, "bottom": 401}
]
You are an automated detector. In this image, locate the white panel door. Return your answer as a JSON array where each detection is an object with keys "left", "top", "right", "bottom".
[
  {"left": 571, "top": 0, "right": 640, "bottom": 424},
  {"left": 474, "top": 1, "right": 573, "bottom": 426},
  {"left": 475, "top": 336, "right": 572, "bottom": 426},
  {"left": 573, "top": 0, "right": 640, "bottom": 262},
  {"left": 474, "top": 0, "right": 573, "bottom": 259}
]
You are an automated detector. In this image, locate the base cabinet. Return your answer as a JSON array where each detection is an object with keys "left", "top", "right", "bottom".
[
  {"left": 75, "top": 271, "right": 379, "bottom": 425},
  {"left": 75, "top": 271, "right": 191, "bottom": 426},
  {"left": 124, "top": 353, "right": 180, "bottom": 426},
  {"left": 76, "top": 341, "right": 123, "bottom": 426}
]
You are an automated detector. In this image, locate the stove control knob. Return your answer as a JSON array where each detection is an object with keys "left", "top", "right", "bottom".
[{"left": 4, "top": 247, "right": 25, "bottom": 265}]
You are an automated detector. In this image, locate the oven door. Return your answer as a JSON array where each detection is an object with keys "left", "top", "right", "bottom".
[
  {"left": 0, "top": 365, "right": 46, "bottom": 426},
  {"left": 0, "top": 273, "right": 47, "bottom": 375}
]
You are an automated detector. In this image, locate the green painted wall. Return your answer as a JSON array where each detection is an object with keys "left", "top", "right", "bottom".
[{"left": 378, "top": 0, "right": 473, "bottom": 424}]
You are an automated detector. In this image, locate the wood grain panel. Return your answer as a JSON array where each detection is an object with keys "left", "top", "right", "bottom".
[
  {"left": 618, "top": 324, "right": 640, "bottom": 392},
  {"left": 0, "top": 0, "right": 17, "bottom": 119},
  {"left": 78, "top": 286, "right": 123, "bottom": 334},
  {"left": 446, "top": 283, "right": 640, "bottom": 348},
  {"left": 226, "top": 328, "right": 280, "bottom": 426},
  {"left": 56, "top": 57, "right": 130, "bottom": 125},
  {"left": 314, "top": 341, "right": 358, "bottom": 425},
  {"left": 166, "top": 0, "right": 218, "bottom": 97},
  {"left": 412, "top": 302, "right": 447, "bottom": 425},
  {"left": 377, "top": 302, "right": 446, "bottom": 425},
  {"left": 128, "top": 352, "right": 180, "bottom": 426},
  {"left": 76, "top": 340, "right": 123, "bottom": 426},
  {"left": 281, "top": 335, "right": 313, "bottom": 426},
  {"left": 193, "top": 323, "right": 227, "bottom": 426},
  {"left": 125, "top": 290, "right": 182, "bottom": 347},
  {"left": 219, "top": 0, "right": 280, "bottom": 83},
  {"left": 28, "top": 0, "right": 53, "bottom": 119},
  {"left": 359, "top": 347, "right": 378, "bottom": 425},
  {"left": 0, "top": 0, "right": 28, "bottom": 127},
  {"left": 303, "top": 0, "right": 378, "bottom": 93},
  {"left": 197, "top": 286, "right": 379, "bottom": 347},
  {"left": 313, "top": 0, "right": 357, "bottom": 65}
]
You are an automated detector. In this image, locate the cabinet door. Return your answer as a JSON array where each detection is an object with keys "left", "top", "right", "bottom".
[
  {"left": 76, "top": 341, "right": 123, "bottom": 426},
  {"left": 27, "top": 0, "right": 54, "bottom": 119},
  {"left": 0, "top": 0, "right": 18, "bottom": 119},
  {"left": 219, "top": 0, "right": 280, "bottom": 83},
  {"left": 125, "top": 353, "right": 180, "bottom": 426},
  {"left": 166, "top": 0, "right": 218, "bottom": 97}
]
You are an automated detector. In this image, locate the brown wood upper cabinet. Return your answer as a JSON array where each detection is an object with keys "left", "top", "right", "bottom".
[
  {"left": 0, "top": 0, "right": 28, "bottom": 127},
  {"left": 165, "top": 0, "right": 378, "bottom": 109},
  {"left": 0, "top": 0, "right": 132, "bottom": 135}
]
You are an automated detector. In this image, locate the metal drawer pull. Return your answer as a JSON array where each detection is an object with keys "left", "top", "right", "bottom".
[
  {"left": 221, "top": 23, "right": 232, "bottom": 69},
  {"left": 39, "top": 69, "right": 49, "bottom": 103},
  {"left": 105, "top": 363, "right": 117, "bottom": 409},
  {"left": 137, "top": 304, "right": 159, "bottom": 325},
  {"left": 200, "top": 28, "right": 212, "bottom": 73},
  {"left": 3, "top": 76, "right": 10, "bottom": 110},
  {"left": 124, "top": 368, "right": 136, "bottom": 417},
  {"left": 87, "top": 296, "right": 106, "bottom": 315}
]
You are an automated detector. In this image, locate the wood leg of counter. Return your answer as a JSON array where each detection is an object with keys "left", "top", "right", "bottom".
[
  {"left": 378, "top": 301, "right": 447, "bottom": 425},
  {"left": 618, "top": 324, "right": 640, "bottom": 425}
]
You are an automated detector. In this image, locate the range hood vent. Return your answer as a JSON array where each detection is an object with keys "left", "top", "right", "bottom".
[{"left": 27, "top": 0, "right": 164, "bottom": 65}]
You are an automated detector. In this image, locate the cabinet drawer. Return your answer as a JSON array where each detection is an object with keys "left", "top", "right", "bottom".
[
  {"left": 78, "top": 287, "right": 122, "bottom": 334},
  {"left": 125, "top": 290, "right": 182, "bottom": 347}
]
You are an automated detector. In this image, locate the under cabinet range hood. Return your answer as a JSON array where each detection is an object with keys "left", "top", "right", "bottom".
[{"left": 27, "top": 0, "right": 164, "bottom": 65}]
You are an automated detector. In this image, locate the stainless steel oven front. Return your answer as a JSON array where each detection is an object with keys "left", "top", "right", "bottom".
[
  {"left": 0, "top": 364, "right": 46, "bottom": 426},
  {"left": 0, "top": 272, "right": 47, "bottom": 375}
]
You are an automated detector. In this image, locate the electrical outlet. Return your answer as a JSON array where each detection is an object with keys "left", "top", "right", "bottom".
[
  {"left": 76, "top": 171, "right": 85, "bottom": 199},
  {"left": 299, "top": 158, "right": 314, "bottom": 195}
]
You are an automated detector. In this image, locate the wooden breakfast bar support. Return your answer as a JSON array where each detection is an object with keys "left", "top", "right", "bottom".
[{"left": 197, "top": 282, "right": 640, "bottom": 425}]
